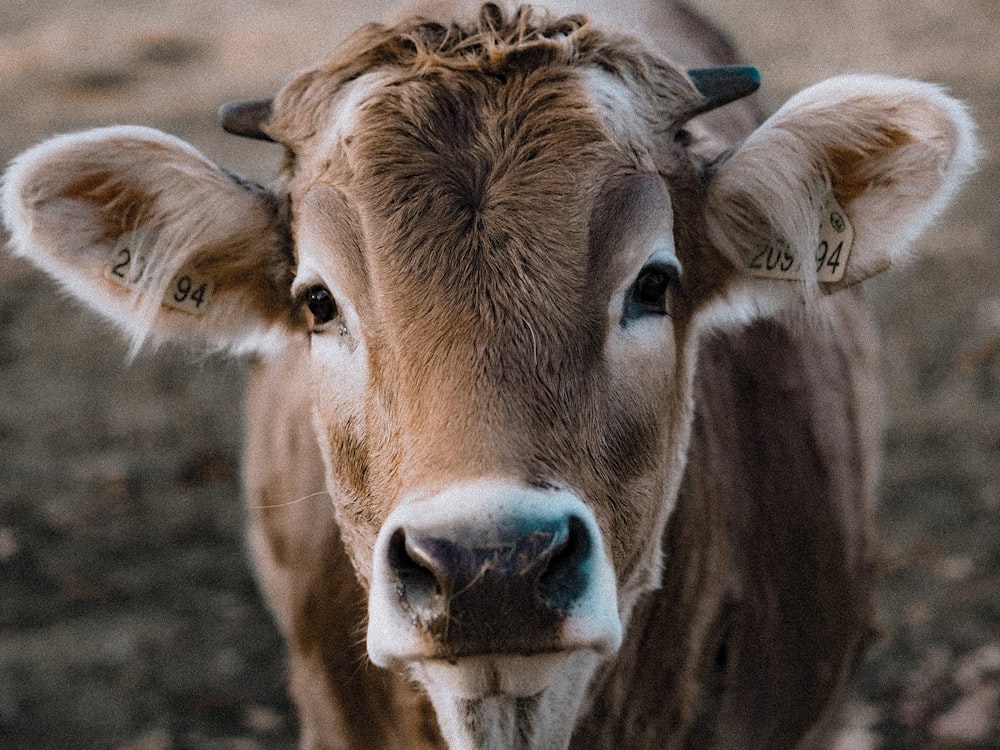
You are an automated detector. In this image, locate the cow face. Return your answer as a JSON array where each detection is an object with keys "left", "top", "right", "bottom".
[
  {"left": 267, "top": 34, "right": 711, "bottom": 735},
  {"left": 281, "top": 57, "right": 702, "bottom": 591},
  {"left": 1, "top": 6, "right": 976, "bottom": 750}
]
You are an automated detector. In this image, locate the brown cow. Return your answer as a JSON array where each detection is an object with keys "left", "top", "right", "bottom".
[{"left": 0, "top": 2, "right": 978, "bottom": 748}]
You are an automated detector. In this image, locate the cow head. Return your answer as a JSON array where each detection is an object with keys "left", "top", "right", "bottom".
[{"left": 1, "top": 5, "right": 976, "bottom": 749}]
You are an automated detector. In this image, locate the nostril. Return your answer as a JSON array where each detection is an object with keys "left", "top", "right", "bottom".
[
  {"left": 539, "top": 515, "right": 591, "bottom": 611},
  {"left": 388, "top": 528, "right": 446, "bottom": 616},
  {"left": 544, "top": 515, "right": 591, "bottom": 574}
]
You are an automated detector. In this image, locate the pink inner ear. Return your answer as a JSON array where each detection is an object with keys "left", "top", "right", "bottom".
[
  {"left": 2, "top": 126, "right": 299, "bottom": 354},
  {"left": 825, "top": 124, "right": 915, "bottom": 205},
  {"left": 57, "top": 170, "right": 150, "bottom": 239}
]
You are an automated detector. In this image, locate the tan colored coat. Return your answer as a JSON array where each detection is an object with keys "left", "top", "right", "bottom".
[{"left": 1, "top": 2, "right": 978, "bottom": 748}]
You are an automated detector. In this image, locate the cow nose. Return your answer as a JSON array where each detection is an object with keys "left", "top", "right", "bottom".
[
  {"left": 367, "top": 481, "right": 622, "bottom": 668},
  {"left": 386, "top": 512, "right": 593, "bottom": 658},
  {"left": 388, "top": 515, "right": 593, "bottom": 656}
]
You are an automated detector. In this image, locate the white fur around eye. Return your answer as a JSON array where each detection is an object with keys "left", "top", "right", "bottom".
[{"left": 647, "top": 239, "right": 681, "bottom": 275}]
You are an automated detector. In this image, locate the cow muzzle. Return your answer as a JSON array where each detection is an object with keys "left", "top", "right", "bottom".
[{"left": 367, "top": 481, "right": 622, "bottom": 684}]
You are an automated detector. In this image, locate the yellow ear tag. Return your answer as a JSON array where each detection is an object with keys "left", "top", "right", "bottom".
[
  {"left": 746, "top": 193, "right": 855, "bottom": 283},
  {"left": 104, "top": 231, "right": 214, "bottom": 316}
]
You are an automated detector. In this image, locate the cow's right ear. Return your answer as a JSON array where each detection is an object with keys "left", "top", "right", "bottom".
[
  {"left": 699, "top": 75, "right": 978, "bottom": 324},
  {"left": 2, "top": 126, "right": 295, "bottom": 355}
]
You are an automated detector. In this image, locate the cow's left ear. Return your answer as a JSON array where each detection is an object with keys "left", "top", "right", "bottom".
[
  {"left": 701, "top": 74, "right": 978, "bottom": 321},
  {"left": 2, "top": 126, "right": 295, "bottom": 355}
]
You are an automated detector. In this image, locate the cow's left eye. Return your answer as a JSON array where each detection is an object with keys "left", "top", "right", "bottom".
[
  {"left": 302, "top": 285, "right": 338, "bottom": 328},
  {"left": 625, "top": 262, "right": 680, "bottom": 321}
]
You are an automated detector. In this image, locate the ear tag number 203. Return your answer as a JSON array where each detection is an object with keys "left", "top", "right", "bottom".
[
  {"left": 104, "top": 231, "right": 213, "bottom": 316},
  {"left": 747, "top": 193, "right": 855, "bottom": 283}
]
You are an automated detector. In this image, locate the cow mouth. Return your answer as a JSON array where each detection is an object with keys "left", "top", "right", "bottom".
[
  {"left": 412, "top": 651, "right": 599, "bottom": 750},
  {"left": 414, "top": 652, "right": 571, "bottom": 699},
  {"left": 368, "top": 481, "right": 621, "bottom": 748}
]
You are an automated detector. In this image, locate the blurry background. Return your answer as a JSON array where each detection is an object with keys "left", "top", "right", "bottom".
[{"left": 0, "top": 1, "right": 997, "bottom": 748}]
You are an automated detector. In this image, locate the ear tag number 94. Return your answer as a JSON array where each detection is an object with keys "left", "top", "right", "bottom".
[
  {"left": 747, "top": 193, "right": 855, "bottom": 283},
  {"left": 104, "top": 231, "right": 213, "bottom": 316}
]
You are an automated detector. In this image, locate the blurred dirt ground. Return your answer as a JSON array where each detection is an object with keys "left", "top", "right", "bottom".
[{"left": 0, "top": 1, "right": 997, "bottom": 748}]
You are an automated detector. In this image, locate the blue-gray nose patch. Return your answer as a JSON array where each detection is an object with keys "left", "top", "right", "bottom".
[{"left": 388, "top": 514, "right": 593, "bottom": 658}]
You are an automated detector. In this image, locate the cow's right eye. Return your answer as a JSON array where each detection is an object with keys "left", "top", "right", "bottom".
[
  {"left": 305, "top": 286, "right": 338, "bottom": 327},
  {"left": 623, "top": 261, "right": 681, "bottom": 324}
]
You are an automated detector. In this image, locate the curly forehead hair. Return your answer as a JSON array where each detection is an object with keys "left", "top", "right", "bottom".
[
  {"left": 267, "top": 2, "right": 697, "bottom": 147},
  {"left": 315, "top": 3, "right": 621, "bottom": 76}
]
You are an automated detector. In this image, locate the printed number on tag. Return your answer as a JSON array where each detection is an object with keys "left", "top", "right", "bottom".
[
  {"left": 104, "top": 232, "right": 213, "bottom": 315},
  {"left": 747, "top": 193, "right": 854, "bottom": 283},
  {"left": 106, "top": 235, "right": 147, "bottom": 286}
]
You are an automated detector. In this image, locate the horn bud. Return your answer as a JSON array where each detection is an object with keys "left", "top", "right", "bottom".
[
  {"left": 218, "top": 99, "right": 276, "bottom": 142},
  {"left": 687, "top": 66, "right": 761, "bottom": 115}
]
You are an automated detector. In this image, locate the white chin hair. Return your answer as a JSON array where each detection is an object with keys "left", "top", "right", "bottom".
[{"left": 412, "top": 651, "right": 600, "bottom": 750}]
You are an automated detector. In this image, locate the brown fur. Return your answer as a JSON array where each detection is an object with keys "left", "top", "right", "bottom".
[
  {"left": 251, "top": 5, "right": 876, "bottom": 747},
  {"left": 2, "top": 2, "right": 976, "bottom": 749},
  {"left": 265, "top": 7, "right": 713, "bottom": 594}
]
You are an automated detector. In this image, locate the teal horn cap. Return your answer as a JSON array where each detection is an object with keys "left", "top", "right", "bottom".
[
  {"left": 686, "top": 66, "right": 761, "bottom": 115},
  {"left": 218, "top": 99, "right": 276, "bottom": 142}
]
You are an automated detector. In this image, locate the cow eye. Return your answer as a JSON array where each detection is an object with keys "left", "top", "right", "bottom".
[
  {"left": 634, "top": 267, "right": 672, "bottom": 306},
  {"left": 304, "top": 285, "right": 338, "bottom": 327},
  {"left": 624, "top": 262, "right": 680, "bottom": 322}
]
